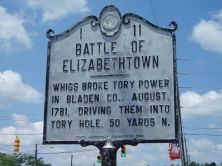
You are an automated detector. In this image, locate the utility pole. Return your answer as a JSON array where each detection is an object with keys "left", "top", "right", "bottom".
[
  {"left": 175, "top": 61, "right": 186, "bottom": 166},
  {"left": 35, "top": 144, "right": 38, "bottom": 166},
  {"left": 184, "top": 137, "right": 189, "bottom": 165},
  {"left": 71, "top": 154, "right": 73, "bottom": 166}
]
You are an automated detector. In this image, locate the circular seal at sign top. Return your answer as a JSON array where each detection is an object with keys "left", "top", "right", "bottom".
[
  {"left": 99, "top": 5, "right": 121, "bottom": 37},
  {"left": 103, "top": 14, "right": 119, "bottom": 30}
]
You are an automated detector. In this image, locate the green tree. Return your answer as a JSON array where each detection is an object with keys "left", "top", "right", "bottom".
[
  {"left": 189, "top": 161, "right": 218, "bottom": 166},
  {"left": 0, "top": 153, "right": 51, "bottom": 166},
  {"left": 189, "top": 161, "right": 200, "bottom": 166}
]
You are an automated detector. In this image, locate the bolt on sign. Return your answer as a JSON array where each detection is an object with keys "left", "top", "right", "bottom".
[{"left": 43, "top": 5, "right": 178, "bottom": 144}]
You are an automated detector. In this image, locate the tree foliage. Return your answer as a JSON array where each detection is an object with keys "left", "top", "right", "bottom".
[
  {"left": 169, "top": 162, "right": 219, "bottom": 166},
  {"left": 0, "top": 153, "right": 51, "bottom": 166},
  {"left": 189, "top": 161, "right": 217, "bottom": 166}
]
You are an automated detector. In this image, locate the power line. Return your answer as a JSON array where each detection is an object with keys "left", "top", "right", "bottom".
[
  {"left": 177, "top": 69, "right": 222, "bottom": 76},
  {"left": 38, "top": 149, "right": 98, "bottom": 155},
  {"left": 0, "top": 133, "right": 42, "bottom": 135},
  {"left": 0, "top": 148, "right": 12, "bottom": 152},
  {"left": 184, "top": 133, "right": 222, "bottom": 137},
  {"left": 0, "top": 144, "right": 37, "bottom": 146},
  {"left": 178, "top": 72, "right": 222, "bottom": 76},
  {"left": 0, "top": 115, "right": 41, "bottom": 122},
  {"left": 179, "top": 86, "right": 221, "bottom": 89},
  {"left": 0, "top": 149, "right": 98, "bottom": 158},
  {"left": 186, "top": 72, "right": 222, "bottom": 76},
  {"left": 178, "top": 72, "right": 189, "bottom": 76},
  {"left": 176, "top": 58, "right": 189, "bottom": 61},
  {"left": 0, "top": 143, "right": 75, "bottom": 147},
  {"left": 181, "top": 106, "right": 222, "bottom": 109},
  {"left": 183, "top": 126, "right": 222, "bottom": 130}
]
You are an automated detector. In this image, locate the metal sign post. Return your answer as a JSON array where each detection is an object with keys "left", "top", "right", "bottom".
[
  {"left": 101, "top": 148, "right": 117, "bottom": 166},
  {"left": 101, "top": 139, "right": 117, "bottom": 166},
  {"left": 43, "top": 5, "right": 178, "bottom": 165}
]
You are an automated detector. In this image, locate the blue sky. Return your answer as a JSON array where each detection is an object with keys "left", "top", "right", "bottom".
[{"left": 0, "top": 0, "right": 222, "bottom": 165}]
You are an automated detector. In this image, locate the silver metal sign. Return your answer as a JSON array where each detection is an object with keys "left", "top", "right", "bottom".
[{"left": 43, "top": 5, "right": 177, "bottom": 144}]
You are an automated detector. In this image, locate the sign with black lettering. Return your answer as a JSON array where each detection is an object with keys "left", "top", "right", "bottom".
[{"left": 43, "top": 5, "right": 177, "bottom": 144}]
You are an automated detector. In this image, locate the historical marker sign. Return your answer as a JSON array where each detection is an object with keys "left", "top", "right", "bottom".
[{"left": 43, "top": 5, "right": 177, "bottom": 144}]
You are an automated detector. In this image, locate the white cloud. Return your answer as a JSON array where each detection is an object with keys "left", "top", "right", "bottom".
[
  {"left": 0, "top": 70, "right": 42, "bottom": 107},
  {"left": 0, "top": 6, "right": 31, "bottom": 52},
  {"left": 216, "top": 144, "right": 222, "bottom": 150},
  {"left": 24, "top": 0, "right": 89, "bottom": 22},
  {"left": 192, "top": 9, "right": 222, "bottom": 54},
  {"left": 180, "top": 90, "right": 222, "bottom": 118},
  {"left": 211, "top": 9, "right": 222, "bottom": 22},
  {"left": 0, "top": 114, "right": 42, "bottom": 145},
  {"left": 190, "top": 138, "right": 215, "bottom": 150},
  {"left": 11, "top": 113, "right": 30, "bottom": 126},
  {"left": 189, "top": 150, "right": 204, "bottom": 158},
  {"left": 188, "top": 138, "right": 222, "bottom": 162}
]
